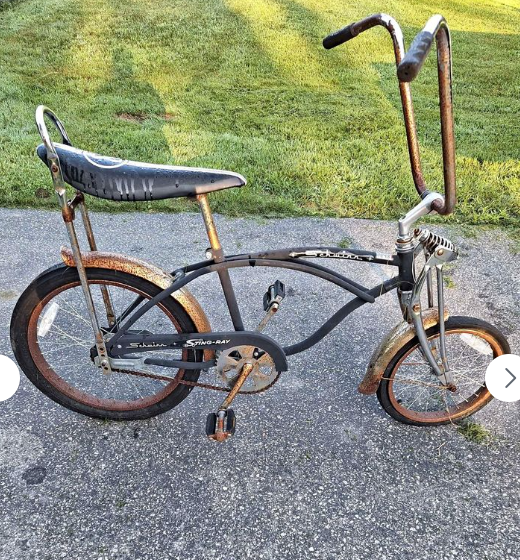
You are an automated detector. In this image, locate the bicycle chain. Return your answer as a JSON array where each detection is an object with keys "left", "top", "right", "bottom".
[{"left": 112, "top": 367, "right": 282, "bottom": 395}]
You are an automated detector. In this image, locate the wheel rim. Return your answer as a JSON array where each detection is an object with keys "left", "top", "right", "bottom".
[
  {"left": 27, "top": 279, "right": 191, "bottom": 412},
  {"left": 386, "top": 328, "right": 503, "bottom": 423}
]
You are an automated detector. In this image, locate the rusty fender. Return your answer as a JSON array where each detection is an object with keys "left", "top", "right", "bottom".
[
  {"left": 60, "top": 246, "right": 213, "bottom": 359},
  {"left": 358, "top": 307, "right": 449, "bottom": 395}
]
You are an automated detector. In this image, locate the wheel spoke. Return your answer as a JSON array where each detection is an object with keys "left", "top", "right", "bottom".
[
  {"left": 384, "top": 327, "right": 500, "bottom": 421},
  {"left": 388, "top": 376, "right": 446, "bottom": 390},
  {"left": 26, "top": 276, "right": 196, "bottom": 413}
]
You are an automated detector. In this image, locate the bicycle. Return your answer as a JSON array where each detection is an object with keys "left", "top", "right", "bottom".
[{"left": 10, "top": 13, "right": 510, "bottom": 441}]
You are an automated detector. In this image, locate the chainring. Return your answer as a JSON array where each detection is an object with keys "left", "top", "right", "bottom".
[{"left": 216, "top": 345, "right": 278, "bottom": 393}]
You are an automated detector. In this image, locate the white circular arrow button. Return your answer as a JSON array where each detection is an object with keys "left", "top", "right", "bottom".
[
  {"left": 0, "top": 355, "right": 20, "bottom": 402},
  {"left": 485, "top": 354, "right": 520, "bottom": 403}
]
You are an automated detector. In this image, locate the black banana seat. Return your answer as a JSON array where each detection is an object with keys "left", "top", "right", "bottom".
[{"left": 37, "top": 143, "right": 246, "bottom": 202}]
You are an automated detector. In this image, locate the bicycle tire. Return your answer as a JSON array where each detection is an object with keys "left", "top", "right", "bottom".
[{"left": 10, "top": 264, "right": 203, "bottom": 420}]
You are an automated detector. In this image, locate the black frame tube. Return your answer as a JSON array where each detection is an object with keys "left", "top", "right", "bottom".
[
  {"left": 216, "top": 268, "right": 244, "bottom": 331},
  {"left": 106, "top": 247, "right": 405, "bottom": 358},
  {"left": 284, "top": 276, "right": 401, "bottom": 355}
]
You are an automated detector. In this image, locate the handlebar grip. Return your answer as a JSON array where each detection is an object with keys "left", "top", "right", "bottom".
[
  {"left": 323, "top": 24, "right": 356, "bottom": 49},
  {"left": 397, "top": 30, "right": 434, "bottom": 82}
]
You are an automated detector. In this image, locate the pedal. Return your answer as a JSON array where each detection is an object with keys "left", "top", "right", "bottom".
[
  {"left": 206, "top": 409, "right": 236, "bottom": 442},
  {"left": 263, "top": 280, "right": 285, "bottom": 311},
  {"left": 257, "top": 280, "right": 286, "bottom": 332}
]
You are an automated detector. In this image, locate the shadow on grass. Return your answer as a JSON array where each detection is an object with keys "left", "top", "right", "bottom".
[
  {"left": 0, "top": 0, "right": 86, "bottom": 206},
  {"left": 0, "top": 0, "right": 24, "bottom": 13},
  {"left": 152, "top": 0, "right": 412, "bottom": 217}
]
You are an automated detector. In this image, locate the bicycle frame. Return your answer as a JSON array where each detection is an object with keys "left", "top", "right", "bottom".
[
  {"left": 106, "top": 197, "right": 405, "bottom": 359},
  {"left": 35, "top": 12, "right": 459, "bottom": 390},
  {"left": 70, "top": 189, "right": 454, "bottom": 391}
]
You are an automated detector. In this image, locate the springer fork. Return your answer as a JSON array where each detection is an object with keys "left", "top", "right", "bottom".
[{"left": 401, "top": 229, "right": 458, "bottom": 387}]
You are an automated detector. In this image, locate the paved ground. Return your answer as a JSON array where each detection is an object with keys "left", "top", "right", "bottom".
[{"left": 0, "top": 208, "right": 518, "bottom": 560}]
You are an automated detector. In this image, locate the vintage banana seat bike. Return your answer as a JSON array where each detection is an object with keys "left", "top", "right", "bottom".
[{"left": 11, "top": 14, "right": 509, "bottom": 441}]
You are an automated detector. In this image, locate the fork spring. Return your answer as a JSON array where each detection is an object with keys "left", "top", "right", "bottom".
[{"left": 414, "top": 228, "right": 455, "bottom": 254}]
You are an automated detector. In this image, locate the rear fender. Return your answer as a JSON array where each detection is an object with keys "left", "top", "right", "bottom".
[
  {"left": 60, "top": 246, "right": 213, "bottom": 359},
  {"left": 358, "top": 307, "right": 449, "bottom": 395}
]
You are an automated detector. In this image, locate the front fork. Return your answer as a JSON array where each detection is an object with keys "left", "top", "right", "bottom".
[
  {"left": 409, "top": 268, "right": 454, "bottom": 388},
  {"left": 398, "top": 231, "right": 457, "bottom": 387}
]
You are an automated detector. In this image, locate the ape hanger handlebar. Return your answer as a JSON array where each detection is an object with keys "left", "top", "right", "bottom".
[{"left": 323, "top": 13, "right": 456, "bottom": 216}]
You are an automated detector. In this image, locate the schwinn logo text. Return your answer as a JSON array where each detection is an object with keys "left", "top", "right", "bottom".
[
  {"left": 289, "top": 249, "right": 375, "bottom": 261},
  {"left": 129, "top": 342, "right": 168, "bottom": 349},
  {"left": 184, "top": 339, "right": 231, "bottom": 348}
]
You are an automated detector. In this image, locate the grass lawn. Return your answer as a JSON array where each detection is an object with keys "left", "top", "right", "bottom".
[{"left": 0, "top": 0, "right": 519, "bottom": 225}]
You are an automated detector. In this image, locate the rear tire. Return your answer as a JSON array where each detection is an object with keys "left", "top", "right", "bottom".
[{"left": 10, "top": 265, "right": 203, "bottom": 420}]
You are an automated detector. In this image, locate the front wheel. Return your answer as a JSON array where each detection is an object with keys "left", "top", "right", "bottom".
[
  {"left": 377, "top": 316, "right": 510, "bottom": 426},
  {"left": 10, "top": 265, "right": 203, "bottom": 420}
]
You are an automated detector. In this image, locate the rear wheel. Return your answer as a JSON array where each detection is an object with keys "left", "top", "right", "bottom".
[
  {"left": 10, "top": 265, "right": 203, "bottom": 420},
  {"left": 377, "top": 316, "right": 509, "bottom": 426}
]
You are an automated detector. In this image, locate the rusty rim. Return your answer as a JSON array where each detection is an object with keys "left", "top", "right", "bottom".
[
  {"left": 27, "top": 279, "right": 190, "bottom": 412},
  {"left": 386, "top": 328, "right": 503, "bottom": 424}
]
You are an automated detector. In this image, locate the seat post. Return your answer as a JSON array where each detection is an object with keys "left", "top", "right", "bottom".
[
  {"left": 197, "top": 193, "right": 224, "bottom": 262},
  {"left": 196, "top": 194, "right": 244, "bottom": 331}
]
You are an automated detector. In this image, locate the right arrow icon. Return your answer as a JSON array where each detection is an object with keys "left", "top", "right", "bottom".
[
  {"left": 486, "top": 355, "right": 520, "bottom": 402},
  {"left": 505, "top": 368, "right": 516, "bottom": 389}
]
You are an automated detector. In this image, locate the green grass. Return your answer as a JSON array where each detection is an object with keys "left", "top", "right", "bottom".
[
  {"left": 0, "top": 0, "right": 519, "bottom": 223},
  {"left": 457, "top": 421, "right": 492, "bottom": 444},
  {"left": 507, "top": 227, "right": 520, "bottom": 253},
  {"left": 443, "top": 275, "right": 456, "bottom": 289},
  {"left": 337, "top": 236, "right": 352, "bottom": 248}
]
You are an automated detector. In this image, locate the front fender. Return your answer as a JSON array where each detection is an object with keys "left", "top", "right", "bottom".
[
  {"left": 60, "top": 246, "right": 213, "bottom": 359},
  {"left": 358, "top": 307, "right": 449, "bottom": 395}
]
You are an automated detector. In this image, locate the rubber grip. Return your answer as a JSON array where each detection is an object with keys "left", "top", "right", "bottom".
[
  {"left": 397, "top": 30, "right": 434, "bottom": 82},
  {"left": 323, "top": 25, "right": 356, "bottom": 49}
]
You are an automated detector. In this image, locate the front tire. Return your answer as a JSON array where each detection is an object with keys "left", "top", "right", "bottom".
[
  {"left": 377, "top": 316, "right": 510, "bottom": 426},
  {"left": 11, "top": 265, "right": 203, "bottom": 420}
]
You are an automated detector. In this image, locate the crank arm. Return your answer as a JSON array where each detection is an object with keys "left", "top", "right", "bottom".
[
  {"left": 256, "top": 303, "right": 280, "bottom": 332},
  {"left": 257, "top": 280, "right": 286, "bottom": 332}
]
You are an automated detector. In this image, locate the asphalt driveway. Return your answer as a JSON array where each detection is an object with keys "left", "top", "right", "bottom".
[{"left": 0, "top": 208, "right": 518, "bottom": 560}]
